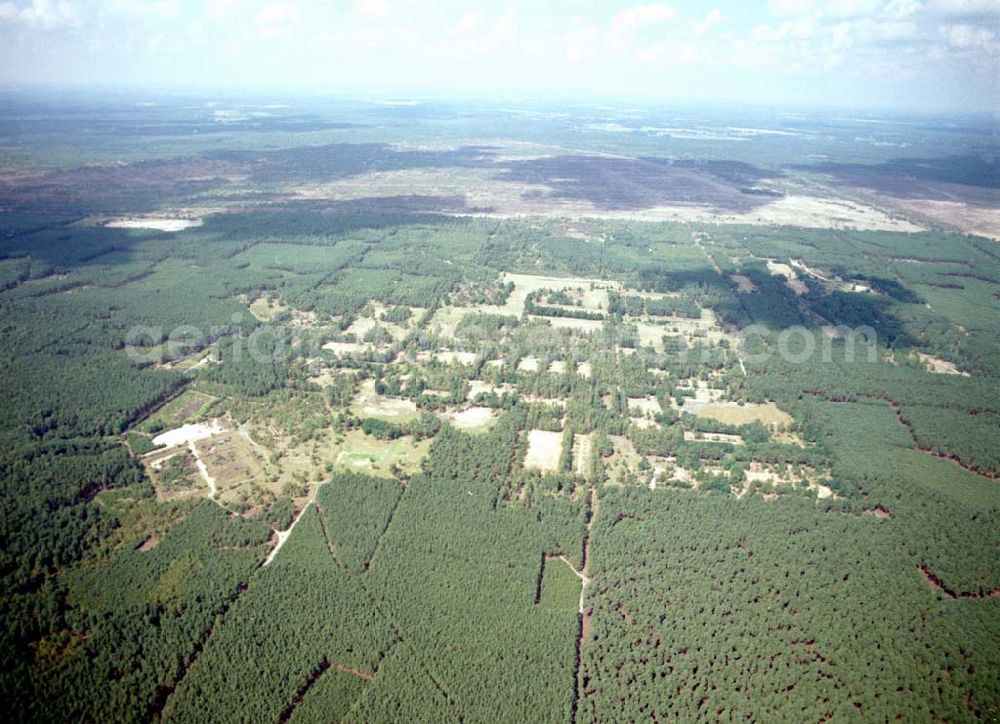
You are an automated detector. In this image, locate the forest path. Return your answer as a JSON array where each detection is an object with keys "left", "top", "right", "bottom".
[
  {"left": 263, "top": 493, "right": 317, "bottom": 567},
  {"left": 238, "top": 422, "right": 267, "bottom": 458},
  {"left": 188, "top": 441, "right": 217, "bottom": 498},
  {"left": 693, "top": 231, "right": 747, "bottom": 377}
]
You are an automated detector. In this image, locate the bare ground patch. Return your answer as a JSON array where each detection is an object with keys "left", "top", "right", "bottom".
[{"left": 524, "top": 430, "right": 564, "bottom": 472}]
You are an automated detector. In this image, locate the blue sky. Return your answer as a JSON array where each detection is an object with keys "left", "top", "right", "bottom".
[{"left": 1, "top": 0, "right": 997, "bottom": 111}]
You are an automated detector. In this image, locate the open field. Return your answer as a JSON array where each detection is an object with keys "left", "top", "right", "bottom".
[
  {"left": 331, "top": 430, "right": 431, "bottom": 477},
  {"left": 524, "top": 430, "right": 563, "bottom": 471},
  {"left": 198, "top": 432, "right": 264, "bottom": 499},
  {"left": 690, "top": 401, "right": 793, "bottom": 427},
  {"left": 143, "top": 391, "right": 217, "bottom": 431},
  {"left": 442, "top": 406, "right": 498, "bottom": 432},
  {"left": 351, "top": 380, "right": 418, "bottom": 421}
]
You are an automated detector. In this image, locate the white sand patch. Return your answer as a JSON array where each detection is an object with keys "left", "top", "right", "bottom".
[
  {"left": 188, "top": 441, "right": 217, "bottom": 497},
  {"left": 323, "top": 341, "right": 366, "bottom": 354},
  {"left": 346, "top": 316, "right": 377, "bottom": 338},
  {"left": 445, "top": 406, "right": 497, "bottom": 430},
  {"left": 628, "top": 396, "right": 662, "bottom": 415},
  {"left": 434, "top": 351, "right": 478, "bottom": 365},
  {"left": 524, "top": 429, "right": 564, "bottom": 471},
  {"left": 766, "top": 259, "right": 808, "bottom": 295},
  {"left": 467, "top": 380, "right": 509, "bottom": 400},
  {"left": 427, "top": 306, "right": 467, "bottom": 338},
  {"left": 619, "top": 194, "right": 924, "bottom": 232},
  {"left": 813, "top": 484, "right": 834, "bottom": 500},
  {"left": 107, "top": 217, "right": 202, "bottom": 232},
  {"left": 518, "top": 356, "right": 541, "bottom": 372},
  {"left": 353, "top": 379, "right": 417, "bottom": 418},
  {"left": 361, "top": 397, "right": 416, "bottom": 417},
  {"left": 917, "top": 352, "right": 968, "bottom": 376},
  {"left": 151, "top": 419, "right": 227, "bottom": 449},
  {"left": 631, "top": 417, "right": 658, "bottom": 429},
  {"left": 671, "top": 382, "right": 725, "bottom": 412}
]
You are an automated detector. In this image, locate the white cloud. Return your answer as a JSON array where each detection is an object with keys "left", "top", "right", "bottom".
[
  {"left": 768, "top": 0, "right": 818, "bottom": 18},
  {"left": 611, "top": 2, "right": 677, "bottom": 32},
  {"left": 882, "top": 0, "right": 923, "bottom": 19},
  {"left": 353, "top": 0, "right": 394, "bottom": 20},
  {"left": 255, "top": 2, "right": 301, "bottom": 39},
  {"left": 0, "top": 0, "right": 78, "bottom": 26},
  {"left": 694, "top": 9, "right": 724, "bottom": 36},
  {"left": 207, "top": 0, "right": 237, "bottom": 21},
  {"left": 942, "top": 22, "right": 996, "bottom": 49},
  {"left": 609, "top": 3, "right": 679, "bottom": 54},
  {"left": 104, "top": 0, "right": 179, "bottom": 19}
]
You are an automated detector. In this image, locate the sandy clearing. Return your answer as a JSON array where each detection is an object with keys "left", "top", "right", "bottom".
[
  {"left": 730, "top": 274, "right": 757, "bottom": 293},
  {"left": 628, "top": 396, "right": 662, "bottom": 416},
  {"left": 434, "top": 350, "right": 478, "bottom": 365},
  {"left": 151, "top": 419, "right": 227, "bottom": 448},
  {"left": 106, "top": 217, "right": 203, "bottom": 232},
  {"left": 689, "top": 401, "right": 792, "bottom": 427},
  {"left": 917, "top": 352, "right": 968, "bottom": 376},
  {"left": 467, "top": 380, "right": 507, "bottom": 399},
  {"left": 336, "top": 450, "right": 377, "bottom": 468},
  {"left": 766, "top": 260, "right": 809, "bottom": 295},
  {"left": 876, "top": 197, "right": 1000, "bottom": 241},
  {"left": 345, "top": 316, "right": 377, "bottom": 338},
  {"left": 790, "top": 259, "right": 833, "bottom": 283},
  {"left": 452, "top": 272, "right": 620, "bottom": 318},
  {"left": 518, "top": 356, "right": 541, "bottom": 372},
  {"left": 524, "top": 430, "right": 563, "bottom": 471},
  {"left": 352, "top": 379, "right": 418, "bottom": 418},
  {"left": 323, "top": 341, "right": 366, "bottom": 354},
  {"left": 630, "top": 417, "right": 659, "bottom": 429},
  {"left": 672, "top": 382, "right": 725, "bottom": 412},
  {"left": 361, "top": 397, "right": 417, "bottom": 417},
  {"left": 812, "top": 483, "right": 834, "bottom": 499},
  {"left": 427, "top": 306, "right": 467, "bottom": 338},
  {"left": 445, "top": 406, "right": 498, "bottom": 430},
  {"left": 573, "top": 434, "right": 593, "bottom": 478}
]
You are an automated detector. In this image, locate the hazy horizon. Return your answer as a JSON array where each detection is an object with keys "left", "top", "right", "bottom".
[{"left": 1, "top": 0, "right": 998, "bottom": 114}]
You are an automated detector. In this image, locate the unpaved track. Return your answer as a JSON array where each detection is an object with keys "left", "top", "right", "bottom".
[
  {"left": 263, "top": 497, "right": 316, "bottom": 567},
  {"left": 188, "top": 441, "right": 217, "bottom": 498}
]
